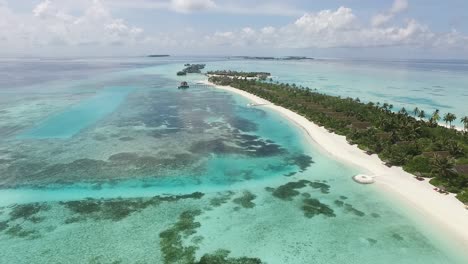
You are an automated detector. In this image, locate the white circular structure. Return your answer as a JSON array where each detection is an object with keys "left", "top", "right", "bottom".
[{"left": 352, "top": 174, "right": 375, "bottom": 184}]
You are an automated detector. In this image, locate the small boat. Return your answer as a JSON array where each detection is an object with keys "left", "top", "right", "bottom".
[{"left": 178, "top": 81, "right": 189, "bottom": 89}]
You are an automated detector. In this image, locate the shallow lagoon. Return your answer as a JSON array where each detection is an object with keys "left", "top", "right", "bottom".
[{"left": 0, "top": 58, "right": 467, "bottom": 263}]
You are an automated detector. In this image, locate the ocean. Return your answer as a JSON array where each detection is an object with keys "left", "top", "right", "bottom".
[{"left": 0, "top": 56, "right": 466, "bottom": 263}]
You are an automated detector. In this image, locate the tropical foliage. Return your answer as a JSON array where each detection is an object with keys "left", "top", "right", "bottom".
[
  {"left": 208, "top": 75, "right": 468, "bottom": 203},
  {"left": 207, "top": 70, "right": 271, "bottom": 80},
  {"left": 177, "top": 64, "right": 206, "bottom": 76}
]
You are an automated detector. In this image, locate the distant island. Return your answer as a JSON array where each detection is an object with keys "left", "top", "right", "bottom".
[
  {"left": 228, "top": 56, "right": 314, "bottom": 61},
  {"left": 147, "top": 55, "right": 170, "bottom": 57},
  {"left": 177, "top": 64, "right": 206, "bottom": 76},
  {"left": 207, "top": 70, "right": 271, "bottom": 80}
]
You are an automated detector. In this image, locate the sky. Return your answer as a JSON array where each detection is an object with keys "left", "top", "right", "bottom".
[{"left": 1, "top": 0, "right": 468, "bottom": 59}]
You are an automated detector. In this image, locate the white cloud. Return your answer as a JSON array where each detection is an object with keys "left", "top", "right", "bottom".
[
  {"left": 203, "top": 6, "right": 468, "bottom": 51},
  {"left": 294, "top": 7, "right": 357, "bottom": 31},
  {"left": 0, "top": 0, "right": 144, "bottom": 51},
  {"left": 106, "top": 0, "right": 303, "bottom": 16},
  {"left": 391, "top": 0, "right": 409, "bottom": 13},
  {"left": 372, "top": 0, "right": 408, "bottom": 27},
  {"left": 0, "top": 1, "right": 467, "bottom": 56},
  {"left": 170, "top": 0, "right": 215, "bottom": 13}
]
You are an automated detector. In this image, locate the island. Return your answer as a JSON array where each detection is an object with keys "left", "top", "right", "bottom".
[
  {"left": 228, "top": 56, "right": 314, "bottom": 61},
  {"left": 147, "top": 55, "right": 170, "bottom": 57},
  {"left": 206, "top": 70, "right": 271, "bottom": 80},
  {"left": 207, "top": 74, "right": 468, "bottom": 204},
  {"left": 176, "top": 64, "right": 206, "bottom": 76}
]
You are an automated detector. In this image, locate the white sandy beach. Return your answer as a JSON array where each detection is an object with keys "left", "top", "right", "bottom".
[{"left": 201, "top": 80, "right": 468, "bottom": 252}]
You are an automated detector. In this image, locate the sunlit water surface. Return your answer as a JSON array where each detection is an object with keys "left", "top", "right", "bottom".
[{"left": 0, "top": 57, "right": 467, "bottom": 263}]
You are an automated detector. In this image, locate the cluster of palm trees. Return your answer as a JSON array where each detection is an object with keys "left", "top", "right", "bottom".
[
  {"left": 208, "top": 75, "right": 468, "bottom": 203},
  {"left": 411, "top": 107, "right": 467, "bottom": 130}
]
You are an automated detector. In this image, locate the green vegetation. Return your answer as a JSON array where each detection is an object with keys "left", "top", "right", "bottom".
[
  {"left": 209, "top": 75, "right": 468, "bottom": 203},
  {"left": 228, "top": 56, "right": 313, "bottom": 61},
  {"left": 207, "top": 70, "right": 271, "bottom": 80},
  {"left": 177, "top": 64, "right": 206, "bottom": 75}
]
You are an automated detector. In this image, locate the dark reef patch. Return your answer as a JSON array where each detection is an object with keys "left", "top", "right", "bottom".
[
  {"left": 210, "top": 191, "right": 235, "bottom": 207},
  {"left": 269, "top": 180, "right": 330, "bottom": 201},
  {"left": 227, "top": 117, "right": 258, "bottom": 132},
  {"left": 371, "top": 213, "right": 380, "bottom": 218},
  {"left": 343, "top": 204, "right": 365, "bottom": 217},
  {"left": 198, "top": 249, "right": 262, "bottom": 264},
  {"left": 9, "top": 203, "right": 50, "bottom": 221},
  {"left": 5, "top": 224, "right": 40, "bottom": 239},
  {"left": 334, "top": 200, "right": 344, "bottom": 207},
  {"left": 159, "top": 210, "right": 202, "bottom": 264},
  {"left": 118, "top": 136, "right": 134, "bottom": 141},
  {"left": 301, "top": 198, "right": 336, "bottom": 218},
  {"left": 4, "top": 152, "right": 199, "bottom": 186},
  {"left": 287, "top": 154, "right": 314, "bottom": 172},
  {"left": 0, "top": 220, "right": 9, "bottom": 232},
  {"left": 61, "top": 192, "right": 204, "bottom": 222},
  {"left": 334, "top": 200, "right": 365, "bottom": 217},
  {"left": 159, "top": 210, "right": 264, "bottom": 264},
  {"left": 92, "top": 134, "right": 107, "bottom": 141},
  {"left": 308, "top": 182, "right": 330, "bottom": 194},
  {"left": 270, "top": 180, "right": 310, "bottom": 200},
  {"left": 190, "top": 135, "right": 286, "bottom": 158},
  {"left": 232, "top": 191, "right": 256, "bottom": 209},
  {"left": 190, "top": 139, "right": 244, "bottom": 156},
  {"left": 108, "top": 152, "right": 141, "bottom": 163},
  {"left": 391, "top": 233, "right": 404, "bottom": 241},
  {"left": 367, "top": 238, "right": 378, "bottom": 245}
]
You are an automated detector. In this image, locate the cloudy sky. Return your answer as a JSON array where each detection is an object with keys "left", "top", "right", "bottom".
[{"left": 1, "top": 0, "right": 468, "bottom": 58}]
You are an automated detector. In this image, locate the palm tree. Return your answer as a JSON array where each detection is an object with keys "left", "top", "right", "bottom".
[
  {"left": 431, "top": 109, "right": 441, "bottom": 126},
  {"left": 447, "top": 113, "right": 457, "bottom": 128},
  {"left": 447, "top": 141, "right": 464, "bottom": 158},
  {"left": 418, "top": 110, "right": 426, "bottom": 121},
  {"left": 412, "top": 107, "right": 420, "bottom": 118},
  {"left": 461, "top": 116, "right": 468, "bottom": 131},
  {"left": 443, "top": 113, "right": 450, "bottom": 127},
  {"left": 430, "top": 154, "right": 457, "bottom": 183},
  {"left": 399, "top": 107, "right": 408, "bottom": 116},
  {"left": 382, "top": 103, "right": 389, "bottom": 112}
]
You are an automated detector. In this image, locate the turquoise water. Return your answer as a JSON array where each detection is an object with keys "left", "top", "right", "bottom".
[
  {"left": 0, "top": 57, "right": 467, "bottom": 263},
  {"left": 18, "top": 87, "right": 133, "bottom": 139},
  {"left": 204, "top": 59, "right": 468, "bottom": 127}
]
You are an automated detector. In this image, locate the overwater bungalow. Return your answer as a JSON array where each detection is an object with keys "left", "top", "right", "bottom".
[{"left": 178, "top": 81, "right": 189, "bottom": 89}]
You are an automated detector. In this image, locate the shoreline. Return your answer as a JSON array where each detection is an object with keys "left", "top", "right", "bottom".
[{"left": 201, "top": 80, "right": 468, "bottom": 252}]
